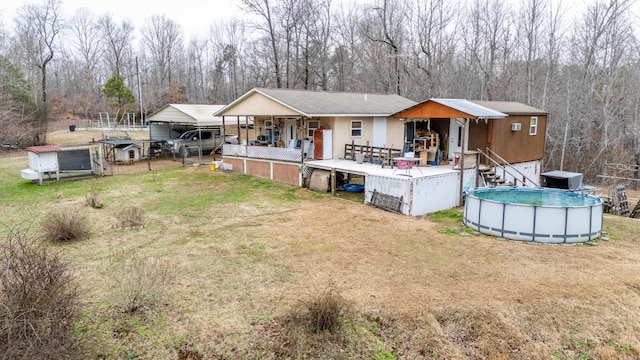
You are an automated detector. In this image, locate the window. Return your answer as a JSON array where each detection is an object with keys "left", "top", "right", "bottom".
[
  {"left": 351, "top": 120, "right": 363, "bottom": 137},
  {"left": 529, "top": 117, "right": 538, "bottom": 135},
  {"left": 308, "top": 120, "right": 319, "bottom": 137}
]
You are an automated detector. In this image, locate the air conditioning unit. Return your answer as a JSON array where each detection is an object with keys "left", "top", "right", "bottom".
[{"left": 511, "top": 123, "right": 522, "bottom": 131}]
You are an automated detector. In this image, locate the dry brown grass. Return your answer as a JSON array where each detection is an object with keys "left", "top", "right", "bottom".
[{"left": 2, "top": 129, "right": 640, "bottom": 359}]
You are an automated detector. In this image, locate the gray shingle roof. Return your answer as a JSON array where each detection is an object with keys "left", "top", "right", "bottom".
[
  {"left": 470, "top": 100, "right": 547, "bottom": 115},
  {"left": 228, "top": 88, "right": 417, "bottom": 117}
]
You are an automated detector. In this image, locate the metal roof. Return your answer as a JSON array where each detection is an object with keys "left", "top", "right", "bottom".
[
  {"left": 430, "top": 99, "right": 507, "bottom": 118},
  {"left": 215, "top": 88, "right": 418, "bottom": 117},
  {"left": 470, "top": 100, "right": 548, "bottom": 115},
  {"left": 98, "top": 139, "right": 158, "bottom": 146},
  {"left": 149, "top": 104, "right": 252, "bottom": 126},
  {"left": 26, "top": 145, "right": 61, "bottom": 154},
  {"left": 171, "top": 104, "right": 225, "bottom": 120}
]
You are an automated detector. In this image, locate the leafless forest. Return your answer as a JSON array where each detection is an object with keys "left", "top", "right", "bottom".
[{"left": 1, "top": 0, "right": 639, "bottom": 182}]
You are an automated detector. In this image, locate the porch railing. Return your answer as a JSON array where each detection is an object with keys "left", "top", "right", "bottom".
[
  {"left": 477, "top": 147, "right": 540, "bottom": 187},
  {"left": 344, "top": 142, "right": 402, "bottom": 163},
  {"left": 223, "top": 144, "right": 303, "bottom": 162}
]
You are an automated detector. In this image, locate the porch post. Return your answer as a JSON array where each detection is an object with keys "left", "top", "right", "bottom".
[
  {"left": 244, "top": 115, "right": 249, "bottom": 144},
  {"left": 331, "top": 168, "right": 337, "bottom": 196},
  {"left": 236, "top": 116, "right": 241, "bottom": 143},
  {"left": 458, "top": 118, "right": 468, "bottom": 206},
  {"left": 300, "top": 117, "right": 305, "bottom": 163}
]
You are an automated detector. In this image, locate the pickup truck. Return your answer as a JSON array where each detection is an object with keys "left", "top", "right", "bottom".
[{"left": 164, "top": 129, "right": 239, "bottom": 157}]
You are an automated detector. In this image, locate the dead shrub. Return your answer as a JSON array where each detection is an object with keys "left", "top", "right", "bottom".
[
  {"left": 0, "top": 229, "right": 79, "bottom": 359},
  {"left": 85, "top": 189, "right": 103, "bottom": 209},
  {"left": 42, "top": 209, "right": 90, "bottom": 242},
  {"left": 109, "top": 254, "right": 171, "bottom": 313},
  {"left": 117, "top": 206, "right": 145, "bottom": 229},
  {"left": 305, "top": 285, "right": 346, "bottom": 333}
]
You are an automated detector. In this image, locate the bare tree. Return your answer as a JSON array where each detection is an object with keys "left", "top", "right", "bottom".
[
  {"left": 409, "top": 0, "right": 457, "bottom": 97},
  {"left": 14, "top": 0, "right": 63, "bottom": 144},
  {"left": 364, "top": 0, "right": 409, "bottom": 95},
  {"left": 209, "top": 19, "right": 247, "bottom": 102},
  {"left": 461, "top": 0, "right": 515, "bottom": 100},
  {"left": 569, "top": 0, "right": 635, "bottom": 177},
  {"left": 69, "top": 9, "right": 104, "bottom": 79},
  {"left": 140, "top": 15, "right": 184, "bottom": 107},
  {"left": 98, "top": 15, "right": 134, "bottom": 78},
  {"left": 241, "top": 0, "right": 283, "bottom": 88},
  {"left": 67, "top": 8, "right": 105, "bottom": 116}
]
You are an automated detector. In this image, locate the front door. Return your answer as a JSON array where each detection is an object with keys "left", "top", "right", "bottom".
[
  {"left": 448, "top": 118, "right": 468, "bottom": 160},
  {"left": 373, "top": 117, "right": 387, "bottom": 147},
  {"left": 285, "top": 119, "right": 297, "bottom": 147}
]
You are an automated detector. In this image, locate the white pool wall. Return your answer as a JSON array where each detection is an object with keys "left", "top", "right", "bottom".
[{"left": 464, "top": 188, "right": 603, "bottom": 243}]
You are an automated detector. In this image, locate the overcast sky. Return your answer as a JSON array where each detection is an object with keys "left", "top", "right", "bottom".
[{"left": 0, "top": 0, "right": 247, "bottom": 41}]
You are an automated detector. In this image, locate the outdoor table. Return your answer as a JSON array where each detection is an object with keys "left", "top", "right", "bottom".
[{"left": 392, "top": 157, "right": 423, "bottom": 177}]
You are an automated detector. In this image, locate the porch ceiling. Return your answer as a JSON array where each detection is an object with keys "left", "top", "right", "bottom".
[{"left": 392, "top": 99, "right": 507, "bottom": 120}]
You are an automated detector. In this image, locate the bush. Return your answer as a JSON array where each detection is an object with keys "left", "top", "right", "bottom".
[
  {"left": 42, "top": 209, "right": 90, "bottom": 242},
  {"left": 117, "top": 206, "right": 145, "bottom": 229},
  {"left": 85, "top": 189, "right": 103, "bottom": 209},
  {"left": 109, "top": 254, "right": 171, "bottom": 313},
  {"left": 0, "top": 229, "right": 79, "bottom": 359},
  {"left": 305, "top": 285, "right": 346, "bottom": 333}
]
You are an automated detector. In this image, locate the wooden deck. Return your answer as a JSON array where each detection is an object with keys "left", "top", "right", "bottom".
[{"left": 303, "top": 158, "right": 457, "bottom": 178}]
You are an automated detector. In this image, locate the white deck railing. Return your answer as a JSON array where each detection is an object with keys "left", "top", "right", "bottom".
[{"left": 223, "top": 144, "right": 303, "bottom": 162}]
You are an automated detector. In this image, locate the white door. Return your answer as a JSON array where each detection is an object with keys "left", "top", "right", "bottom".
[
  {"left": 285, "top": 119, "right": 297, "bottom": 146},
  {"left": 373, "top": 117, "right": 387, "bottom": 147},
  {"left": 448, "top": 118, "right": 468, "bottom": 159}
]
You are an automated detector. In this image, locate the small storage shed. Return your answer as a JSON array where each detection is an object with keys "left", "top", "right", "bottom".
[
  {"left": 21, "top": 145, "right": 104, "bottom": 184},
  {"left": 21, "top": 146, "right": 61, "bottom": 184}
]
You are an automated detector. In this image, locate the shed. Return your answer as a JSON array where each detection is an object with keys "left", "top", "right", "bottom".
[
  {"left": 22, "top": 146, "right": 61, "bottom": 183},
  {"left": 21, "top": 145, "right": 104, "bottom": 184}
]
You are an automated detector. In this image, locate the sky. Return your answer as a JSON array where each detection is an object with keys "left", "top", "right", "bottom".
[{"left": 0, "top": 0, "right": 247, "bottom": 41}]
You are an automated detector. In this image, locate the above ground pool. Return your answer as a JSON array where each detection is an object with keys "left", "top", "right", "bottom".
[{"left": 464, "top": 187, "right": 603, "bottom": 243}]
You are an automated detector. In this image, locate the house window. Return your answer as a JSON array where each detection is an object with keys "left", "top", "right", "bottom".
[
  {"left": 351, "top": 120, "right": 362, "bottom": 137},
  {"left": 529, "top": 117, "right": 538, "bottom": 135},
  {"left": 308, "top": 120, "right": 319, "bottom": 137}
]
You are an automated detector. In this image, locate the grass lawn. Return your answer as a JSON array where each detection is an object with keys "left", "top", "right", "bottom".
[{"left": 2, "top": 139, "right": 640, "bottom": 359}]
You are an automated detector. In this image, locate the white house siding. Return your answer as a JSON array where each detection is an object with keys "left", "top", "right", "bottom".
[
  {"left": 493, "top": 160, "right": 541, "bottom": 187},
  {"left": 330, "top": 116, "right": 405, "bottom": 160}
]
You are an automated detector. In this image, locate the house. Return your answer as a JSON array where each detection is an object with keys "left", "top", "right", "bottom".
[
  {"left": 216, "top": 91, "right": 548, "bottom": 216},
  {"left": 214, "top": 87, "right": 417, "bottom": 185}
]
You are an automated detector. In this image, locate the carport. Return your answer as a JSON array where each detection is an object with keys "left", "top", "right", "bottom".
[{"left": 147, "top": 104, "right": 252, "bottom": 162}]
